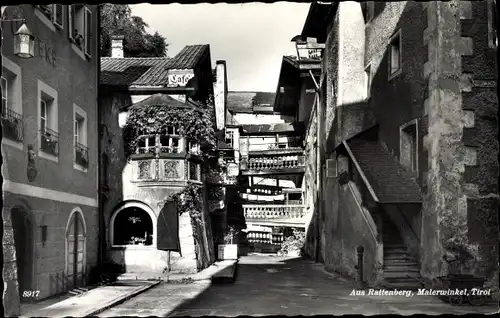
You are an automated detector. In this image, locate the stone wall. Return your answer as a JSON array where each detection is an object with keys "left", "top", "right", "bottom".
[{"left": 421, "top": 0, "right": 499, "bottom": 283}]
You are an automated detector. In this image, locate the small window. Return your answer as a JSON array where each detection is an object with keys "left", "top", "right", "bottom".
[
  {"left": 36, "top": 5, "right": 64, "bottom": 29},
  {"left": 389, "top": 30, "right": 402, "bottom": 77},
  {"left": 74, "top": 105, "right": 88, "bottom": 169},
  {"left": 159, "top": 126, "right": 182, "bottom": 154},
  {"left": 137, "top": 135, "right": 156, "bottom": 154},
  {"left": 365, "top": 64, "right": 372, "bottom": 98},
  {"left": 69, "top": 4, "right": 92, "bottom": 57},
  {"left": 39, "top": 92, "right": 58, "bottom": 158},
  {"left": 400, "top": 121, "right": 418, "bottom": 172},
  {"left": 225, "top": 129, "right": 234, "bottom": 147}
]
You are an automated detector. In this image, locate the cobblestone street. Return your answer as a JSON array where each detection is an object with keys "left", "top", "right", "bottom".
[{"left": 99, "top": 254, "right": 498, "bottom": 316}]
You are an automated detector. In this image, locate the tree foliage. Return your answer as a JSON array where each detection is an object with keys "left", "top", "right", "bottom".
[{"left": 100, "top": 4, "right": 168, "bottom": 57}]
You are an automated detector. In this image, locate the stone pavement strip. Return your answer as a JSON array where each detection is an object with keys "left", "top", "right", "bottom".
[
  {"left": 98, "top": 280, "right": 212, "bottom": 317},
  {"left": 21, "top": 281, "right": 160, "bottom": 318},
  {"left": 19, "top": 260, "right": 237, "bottom": 318}
]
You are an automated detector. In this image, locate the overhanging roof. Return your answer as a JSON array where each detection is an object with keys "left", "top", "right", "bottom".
[{"left": 301, "top": 2, "right": 339, "bottom": 43}]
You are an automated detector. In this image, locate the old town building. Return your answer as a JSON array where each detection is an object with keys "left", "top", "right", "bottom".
[
  {"left": 299, "top": 1, "right": 498, "bottom": 289},
  {"left": 223, "top": 90, "right": 310, "bottom": 252},
  {"left": 2, "top": 4, "right": 99, "bottom": 315},
  {"left": 99, "top": 37, "right": 220, "bottom": 275}
]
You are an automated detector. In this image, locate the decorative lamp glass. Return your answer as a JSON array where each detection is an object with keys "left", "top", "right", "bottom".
[{"left": 14, "top": 23, "right": 35, "bottom": 59}]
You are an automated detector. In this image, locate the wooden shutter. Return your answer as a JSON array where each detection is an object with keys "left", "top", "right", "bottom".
[
  {"left": 84, "top": 7, "right": 92, "bottom": 56},
  {"left": 157, "top": 201, "right": 180, "bottom": 251},
  {"left": 68, "top": 5, "right": 74, "bottom": 40},
  {"left": 53, "top": 4, "right": 63, "bottom": 28}
]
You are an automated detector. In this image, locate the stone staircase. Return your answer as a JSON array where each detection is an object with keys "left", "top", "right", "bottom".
[{"left": 381, "top": 214, "right": 423, "bottom": 290}]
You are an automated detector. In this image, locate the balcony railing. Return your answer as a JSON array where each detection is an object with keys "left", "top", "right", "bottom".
[
  {"left": 241, "top": 154, "right": 305, "bottom": 171},
  {"left": 243, "top": 204, "right": 306, "bottom": 227},
  {"left": 247, "top": 136, "right": 303, "bottom": 152},
  {"left": 247, "top": 231, "right": 284, "bottom": 245},
  {"left": 40, "top": 128, "right": 59, "bottom": 156},
  {"left": 1, "top": 108, "right": 23, "bottom": 142},
  {"left": 75, "top": 142, "right": 89, "bottom": 168}
]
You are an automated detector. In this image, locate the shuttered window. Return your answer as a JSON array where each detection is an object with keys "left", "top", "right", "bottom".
[
  {"left": 53, "top": 4, "right": 63, "bottom": 28},
  {"left": 157, "top": 201, "right": 180, "bottom": 251},
  {"left": 84, "top": 7, "right": 92, "bottom": 57}
]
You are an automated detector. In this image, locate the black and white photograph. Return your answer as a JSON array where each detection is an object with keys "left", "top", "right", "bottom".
[{"left": 1, "top": 1, "right": 499, "bottom": 317}]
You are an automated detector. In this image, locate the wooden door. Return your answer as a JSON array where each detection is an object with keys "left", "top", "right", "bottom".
[{"left": 66, "top": 212, "right": 86, "bottom": 287}]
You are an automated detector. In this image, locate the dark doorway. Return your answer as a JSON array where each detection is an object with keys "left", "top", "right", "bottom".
[
  {"left": 11, "top": 206, "right": 34, "bottom": 303},
  {"left": 113, "top": 207, "right": 153, "bottom": 246}
]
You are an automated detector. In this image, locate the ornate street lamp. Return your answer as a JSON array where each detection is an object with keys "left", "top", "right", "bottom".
[
  {"left": 1, "top": 6, "right": 35, "bottom": 59},
  {"left": 13, "top": 23, "right": 35, "bottom": 59}
]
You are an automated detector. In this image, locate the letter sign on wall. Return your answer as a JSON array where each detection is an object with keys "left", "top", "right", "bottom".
[{"left": 167, "top": 70, "right": 195, "bottom": 87}]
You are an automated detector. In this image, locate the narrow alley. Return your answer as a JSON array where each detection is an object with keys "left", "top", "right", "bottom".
[{"left": 98, "top": 254, "right": 497, "bottom": 317}]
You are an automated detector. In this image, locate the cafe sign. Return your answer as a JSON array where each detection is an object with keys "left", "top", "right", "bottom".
[{"left": 167, "top": 69, "right": 195, "bottom": 87}]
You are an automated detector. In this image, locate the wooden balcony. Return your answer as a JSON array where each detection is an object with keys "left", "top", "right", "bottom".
[
  {"left": 240, "top": 154, "right": 305, "bottom": 176},
  {"left": 243, "top": 204, "right": 306, "bottom": 228}
]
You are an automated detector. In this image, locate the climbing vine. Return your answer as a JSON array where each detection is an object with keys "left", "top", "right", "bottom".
[{"left": 122, "top": 99, "right": 216, "bottom": 159}]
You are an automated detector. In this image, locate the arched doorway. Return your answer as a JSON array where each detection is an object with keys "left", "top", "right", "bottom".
[
  {"left": 65, "top": 209, "right": 86, "bottom": 288},
  {"left": 11, "top": 205, "right": 34, "bottom": 302},
  {"left": 112, "top": 206, "right": 154, "bottom": 246}
]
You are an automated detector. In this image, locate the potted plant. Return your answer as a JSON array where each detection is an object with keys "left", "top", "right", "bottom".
[
  {"left": 278, "top": 229, "right": 305, "bottom": 257},
  {"left": 218, "top": 226, "right": 239, "bottom": 260}
]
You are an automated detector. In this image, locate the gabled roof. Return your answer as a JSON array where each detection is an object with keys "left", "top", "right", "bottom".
[
  {"left": 101, "top": 45, "right": 209, "bottom": 87},
  {"left": 227, "top": 91, "right": 276, "bottom": 113},
  {"left": 345, "top": 137, "right": 422, "bottom": 204}
]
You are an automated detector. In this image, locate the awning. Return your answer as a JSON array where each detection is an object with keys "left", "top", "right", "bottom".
[{"left": 345, "top": 138, "right": 422, "bottom": 204}]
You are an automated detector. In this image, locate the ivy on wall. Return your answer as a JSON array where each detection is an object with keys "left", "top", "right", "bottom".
[{"left": 122, "top": 99, "right": 217, "bottom": 159}]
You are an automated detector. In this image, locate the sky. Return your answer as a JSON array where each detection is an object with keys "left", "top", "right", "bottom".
[{"left": 130, "top": 2, "right": 311, "bottom": 93}]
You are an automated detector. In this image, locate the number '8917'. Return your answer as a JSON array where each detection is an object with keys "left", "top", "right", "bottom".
[{"left": 22, "top": 290, "right": 40, "bottom": 298}]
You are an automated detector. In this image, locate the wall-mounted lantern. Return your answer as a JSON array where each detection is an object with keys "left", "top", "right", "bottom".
[
  {"left": 1, "top": 6, "right": 35, "bottom": 59},
  {"left": 13, "top": 23, "right": 35, "bottom": 59},
  {"left": 40, "top": 224, "right": 48, "bottom": 246},
  {"left": 290, "top": 35, "right": 325, "bottom": 61}
]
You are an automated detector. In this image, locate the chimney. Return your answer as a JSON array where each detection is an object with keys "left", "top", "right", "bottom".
[
  {"left": 111, "top": 35, "right": 124, "bottom": 58},
  {"left": 213, "top": 60, "right": 227, "bottom": 131}
]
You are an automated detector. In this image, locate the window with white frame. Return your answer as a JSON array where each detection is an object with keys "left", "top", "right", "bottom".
[
  {"left": 225, "top": 129, "right": 234, "bottom": 147},
  {"left": 365, "top": 64, "right": 372, "bottom": 98},
  {"left": 159, "top": 126, "right": 182, "bottom": 154},
  {"left": 2, "top": 59, "right": 23, "bottom": 144},
  {"left": 36, "top": 4, "right": 64, "bottom": 29},
  {"left": 137, "top": 134, "right": 157, "bottom": 155},
  {"left": 69, "top": 4, "right": 92, "bottom": 57},
  {"left": 38, "top": 80, "right": 58, "bottom": 158},
  {"left": 389, "top": 30, "right": 402, "bottom": 77},
  {"left": 74, "top": 105, "right": 88, "bottom": 169}
]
